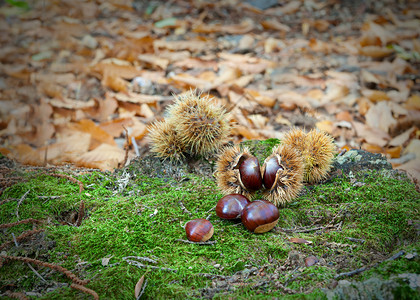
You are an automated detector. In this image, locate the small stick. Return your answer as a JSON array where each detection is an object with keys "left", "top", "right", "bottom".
[
  {"left": 122, "top": 256, "right": 158, "bottom": 264},
  {"left": 27, "top": 263, "right": 47, "bottom": 282},
  {"left": 346, "top": 237, "right": 365, "bottom": 244},
  {"left": 0, "top": 218, "right": 42, "bottom": 229},
  {"left": 124, "top": 259, "right": 177, "bottom": 272},
  {"left": 132, "top": 137, "right": 140, "bottom": 157},
  {"left": 120, "top": 126, "right": 129, "bottom": 168},
  {"left": 75, "top": 201, "right": 85, "bottom": 227},
  {"left": 16, "top": 190, "right": 30, "bottom": 221},
  {"left": 178, "top": 200, "right": 192, "bottom": 216},
  {"left": 48, "top": 173, "right": 84, "bottom": 193},
  {"left": 70, "top": 283, "right": 99, "bottom": 300},
  {"left": 12, "top": 233, "right": 18, "bottom": 247},
  {"left": 136, "top": 279, "right": 148, "bottom": 300},
  {"left": 335, "top": 266, "right": 367, "bottom": 279},
  {"left": 176, "top": 239, "right": 216, "bottom": 245},
  {"left": 0, "top": 229, "right": 44, "bottom": 251}
]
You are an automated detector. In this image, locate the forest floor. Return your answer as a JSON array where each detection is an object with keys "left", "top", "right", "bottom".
[{"left": 0, "top": 0, "right": 420, "bottom": 299}]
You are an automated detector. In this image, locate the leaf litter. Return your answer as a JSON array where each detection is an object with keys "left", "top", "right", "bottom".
[{"left": 0, "top": 0, "right": 419, "bottom": 185}]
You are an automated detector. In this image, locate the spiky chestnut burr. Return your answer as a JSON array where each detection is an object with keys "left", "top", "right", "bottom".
[
  {"left": 261, "top": 144, "right": 304, "bottom": 207},
  {"left": 303, "top": 129, "right": 336, "bottom": 183},
  {"left": 281, "top": 128, "right": 336, "bottom": 183},
  {"left": 147, "top": 119, "right": 186, "bottom": 161},
  {"left": 166, "top": 90, "right": 230, "bottom": 157},
  {"left": 214, "top": 145, "right": 257, "bottom": 200}
]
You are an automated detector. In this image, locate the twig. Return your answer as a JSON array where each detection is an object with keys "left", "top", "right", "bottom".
[
  {"left": 0, "top": 229, "right": 44, "bottom": 251},
  {"left": 70, "top": 283, "right": 99, "bottom": 300},
  {"left": 122, "top": 256, "right": 158, "bottom": 264},
  {"left": 176, "top": 239, "right": 217, "bottom": 245},
  {"left": 4, "top": 291, "right": 29, "bottom": 300},
  {"left": 132, "top": 137, "right": 140, "bottom": 157},
  {"left": 0, "top": 218, "right": 42, "bottom": 229},
  {"left": 123, "top": 259, "right": 177, "bottom": 272},
  {"left": 195, "top": 273, "right": 227, "bottom": 279},
  {"left": 75, "top": 201, "right": 85, "bottom": 227},
  {"left": 346, "top": 237, "right": 365, "bottom": 244},
  {"left": 335, "top": 250, "right": 405, "bottom": 279},
  {"left": 178, "top": 200, "right": 192, "bottom": 216},
  {"left": 273, "top": 282, "right": 298, "bottom": 294},
  {"left": 0, "top": 255, "right": 90, "bottom": 285},
  {"left": 48, "top": 173, "right": 84, "bottom": 193},
  {"left": 119, "top": 126, "right": 129, "bottom": 168},
  {"left": 16, "top": 190, "right": 30, "bottom": 221},
  {"left": 12, "top": 233, "right": 18, "bottom": 247},
  {"left": 27, "top": 263, "right": 47, "bottom": 282}
]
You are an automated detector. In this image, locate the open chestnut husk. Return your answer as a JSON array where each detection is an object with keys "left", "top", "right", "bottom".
[
  {"left": 216, "top": 194, "right": 250, "bottom": 219},
  {"left": 261, "top": 144, "right": 304, "bottom": 207},
  {"left": 215, "top": 146, "right": 258, "bottom": 199},
  {"left": 241, "top": 200, "right": 279, "bottom": 233},
  {"left": 185, "top": 219, "right": 214, "bottom": 242}
]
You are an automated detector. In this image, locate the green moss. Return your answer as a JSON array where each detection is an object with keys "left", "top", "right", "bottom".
[{"left": 0, "top": 153, "right": 419, "bottom": 299}]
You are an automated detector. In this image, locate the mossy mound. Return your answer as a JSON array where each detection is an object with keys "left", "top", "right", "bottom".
[{"left": 0, "top": 145, "right": 419, "bottom": 299}]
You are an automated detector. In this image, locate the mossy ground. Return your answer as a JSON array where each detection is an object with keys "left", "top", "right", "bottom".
[{"left": 0, "top": 152, "right": 419, "bottom": 299}]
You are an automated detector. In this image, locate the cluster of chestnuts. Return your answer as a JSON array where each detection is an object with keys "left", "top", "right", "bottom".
[
  {"left": 148, "top": 90, "right": 231, "bottom": 161},
  {"left": 184, "top": 193, "right": 279, "bottom": 242},
  {"left": 215, "top": 128, "right": 336, "bottom": 207}
]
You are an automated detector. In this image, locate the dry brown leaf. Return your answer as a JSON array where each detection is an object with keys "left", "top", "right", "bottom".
[
  {"left": 134, "top": 274, "right": 145, "bottom": 299},
  {"left": 397, "top": 159, "right": 420, "bottom": 185},
  {"left": 278, "top": 1, "right": 301, "bottom": 14},
  {"left": 41, "top": 131, "right": 91, "bottom": 162},
  {"left": 248, "top": 114, "right": 268, "bottom": 129},
  {"left": 73, "top": 119, "right": 116, "bottom": 149},
  {"left": 137, "top": 54, "right": 169, "bottom": 70},
  {"left": 169, "top": 73, "right": 213, "bottom": 90},
  {"left": 389, "top": 127, "right": 416, "bottom": 147},
  {"left": 362, "top": 143, "right": 383, "bottom": 153},
  {"left": 7, "top": 144, "right": 42, "bottom": 166},
  {"left": 315, "top": 120, "right": 334, "bottom": 135},
  {"left": 46, "top": 98, "right": 96, "bottom": 110},
  {"left": 173, "top": 58, "right": 217, "bottom": 70},
  {"left": 91, "top": 62, "right": 143, "bottom": 79},
  {"left": 99, "top": 118, "right": 134, "bottom": 138},
  {"left": 361, "top": 89, "right": 390, "bottom": 102},
  {"left": 154, "top": 39, "right": 211, "bottom": 52},
  {"left": 352, "top": 121, "right": 389, "bottom": 147},
  {"left": 128, "top": 118, "right": 148, "bottom": 142},
  {"left": 102, "top": 73, "right": 127, "bottom": 93},
  {"left": 336, "top": 111, "right": 353, "bottom": 122},
  {"left": 365, "top": 102, "right": 397, "bottom": 133},
  {"left": 406, "top": 94, "right": 420, "bottom": 110},
  {"left": 289, "top": 237, "right": 312, "bottom": 244},
  {"left": 312, "top": 20, "right": 330, "bottom": 32},
  {"left": 359, "top": 46, "right": 394, "bottom": 58},
  {"left": 403, "top": 139, "right": 420, "bottom": 158},
  {"left": 260, "top": 20, "right": 291, "bottom": 32},
  {"left": 192, "top": 20, "right": 254, "bottom": 34},
  {"left": 385, "top": 146, "right": 402, "bottom": 159},
  {"left": 110, "top": 92, "right": 168, "bottom": 104},
  {"left": 245, "top": 89, "right": 276, "bottom": 108},
  {"left": 232, "top": 125, "right": 261, "bottom": 140},
  {"left": 305, "top": 256, "right": 319, "bottom": 267},
  {"left": 84, "top": 97, "right": 118, "bottom": 122},
  {"left": 76, "top": 143, "right": 125, "bottom": 171}
]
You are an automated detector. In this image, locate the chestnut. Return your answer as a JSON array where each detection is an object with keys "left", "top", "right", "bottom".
[
  {"left": 185, "top": 218, "right": 214, "bottom": 242},
  {"left": 216, "top": 194, "right": 250, "bottom": 219},
  {"left": 238, "top": 156, "right": 263, "bottom": 191},
  {"left": 241, "top": 200, "right": 279, "bottom": 233},
  {"left": 262, "top": 155, "right": 283, "bottom": 190}
]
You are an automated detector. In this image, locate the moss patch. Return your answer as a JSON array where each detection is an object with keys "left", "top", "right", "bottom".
[{"left": 0, "top": 151, "right": 419, "bottom": 299}]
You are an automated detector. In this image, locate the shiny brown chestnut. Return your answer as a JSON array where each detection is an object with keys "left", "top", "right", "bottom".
[
  {"left": 216, "top": 194, "right": 251, "bottom": 219},
  {"left": 185, "top": 218, "right": 214, "bottom": 242},
  {"left": 241, "top": 200, "right": 279, "bottom": 233},
  {"left": 262, "top": 155, "right": 283, "bottom": 190},
  {"left": 238, "top": 156, "right": 263, "bottom": 191}
]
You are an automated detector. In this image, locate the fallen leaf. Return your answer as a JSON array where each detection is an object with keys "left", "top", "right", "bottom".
[
  {"left": 76, "top": 143, "right": 125, "bottom": 171},
  {"left": 406, "top": 94, "right": 420, "bottom": 110},
  {"left": 289, "top": 237, "right": 312, "bottom": 244},
  {"left": 385, "top": 146, "right": 402, "bottom": 158},
  {"left": 397, "top": 159, "right": 420, "bottom": 188},
  {"left": 305, "top": 256, "right": 319, "bottom": 267},
  {"left": 361, "top": 89, "right": 390, "bottom": 102},
  {"left": 403, "top": 139, "right": 420, "bottom": 158},
  {"left": 73, "top": 119, "right": 116, "bottom": 149},
  {"left": 316, "top": 120, "right": 334, "bottom": 135},
  {"left": 359, "top": 46, "right": 394, "bottom": 58},
  {"left": 365, "top": 102, "right": 397, "bottom": 133},
  {"left": 362, "top": 143, "right": 383, "bottom": 153},
  {"left": 353, "top": 121, "right": 389, "bottom": 147},
  {"left": 389, "top": 127, "right": 416, "bottom": 147},
  {"left": 260, "top": 19, "right": 291, "bottom": 32},
  {"left": 134, "top": 274, "right": 145, "bottom": 299}
]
